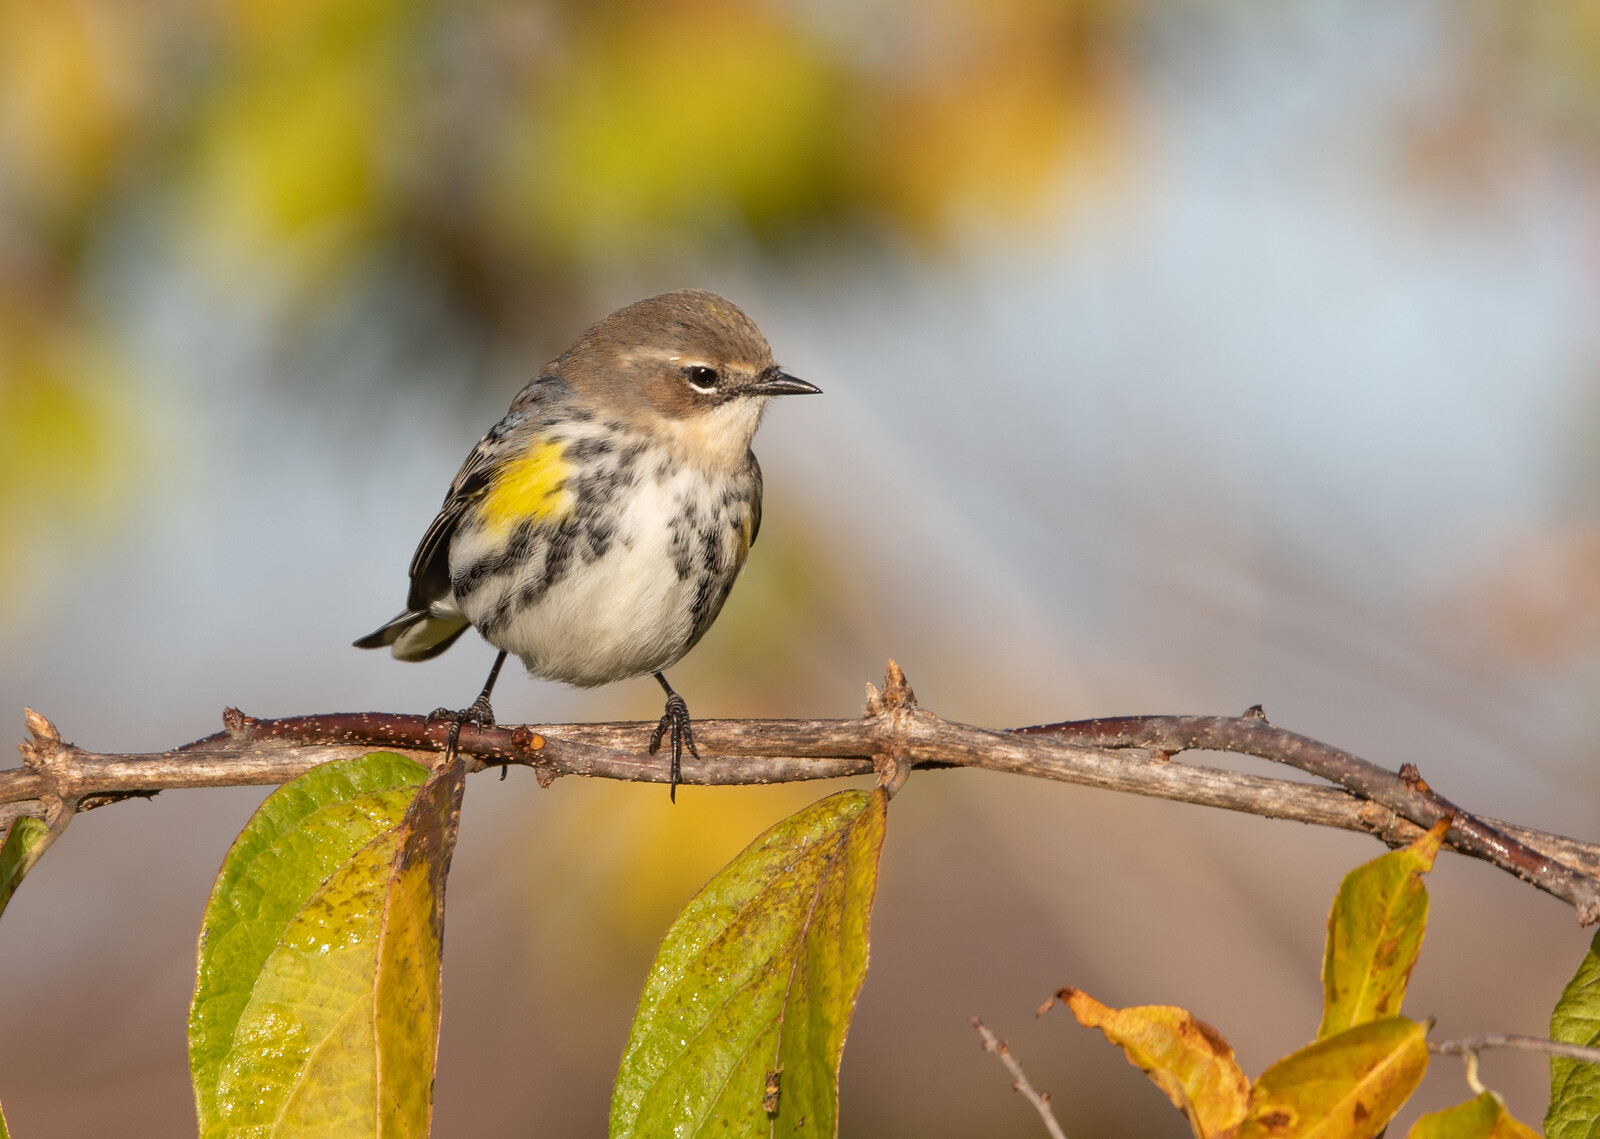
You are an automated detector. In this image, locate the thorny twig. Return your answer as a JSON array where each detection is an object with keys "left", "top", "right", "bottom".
[
  {"left": 7, "top": 663, "right": 1600, "bottom": 920},
  {"left": 1018, "top": 714, "right": 1598, "bottom": 922}
]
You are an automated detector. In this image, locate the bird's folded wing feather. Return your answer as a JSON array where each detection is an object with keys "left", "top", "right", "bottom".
[{"left": 406, "top": 378, "right": 566, "bottom": 611}]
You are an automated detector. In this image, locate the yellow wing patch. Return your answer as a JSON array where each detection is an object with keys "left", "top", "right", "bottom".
[{"left": 477, "top": 437, "right": 574, "bottom": 537}]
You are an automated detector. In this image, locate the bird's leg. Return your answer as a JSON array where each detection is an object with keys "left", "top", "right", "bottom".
[
  {"left": 648, "top": 671, "right": 699, "bottom": 802},
  {"left": 429, "top": 649, "right": 508, "bottom": 765}
]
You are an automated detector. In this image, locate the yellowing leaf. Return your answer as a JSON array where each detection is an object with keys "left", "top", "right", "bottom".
[
  {"left": 610, "top": 788, "right": 887, "bottom": 1139},
  {"left": 189, "top": 753, "right": 463, "bottom": 1138},
  {"left": 1548, "top": 928, "right": 1600, "bottom": 1139},
  {"left": 1320, "top": 818, "right": 1448, "bottom": 1038},
  {"left": 1407, "top": 1091, "right": 1541, "bottom": 1139},
  {"left": 1059, "top": 986, "right": 1249, "bottom": 1139},
  {"left": 1240, "top": 1017, "right": 1429, "bottom": 1139}
]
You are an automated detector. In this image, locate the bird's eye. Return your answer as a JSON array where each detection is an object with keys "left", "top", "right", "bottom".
[{"left": 682, "top": 365, "right": 720, "bottom": 393}]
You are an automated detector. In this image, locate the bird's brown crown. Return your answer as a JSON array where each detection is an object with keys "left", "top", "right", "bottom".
[
  {"left": 552, "top": 289, "right": 776, "bottom": 414},
  {"left": 547, "top": 289, "right": 805, "bottom": 470}
]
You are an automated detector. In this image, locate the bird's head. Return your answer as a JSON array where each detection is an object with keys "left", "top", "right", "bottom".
[{"left": 551, "top": 290, "right": 819, "bottom": 469}]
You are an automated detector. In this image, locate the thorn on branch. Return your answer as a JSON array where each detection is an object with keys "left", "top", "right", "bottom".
[
  {"left": 866, "top": 662, "right": 917, "bottom": 798},
  {"left": 223, "top": 707, "right": 247, "bottom": 733},
  {"left": 864, "top": 660, "right": 917, "bottom": 717},
  {"left": 19, "top": 708, "right": 64, "bottom": 770},
  {"left": 1242, "top": 704, "right": 1267, "bottom": 721},
  {"left": 1399, "top": 763, "right": 1432, "bottom": 794},
  {"left": 23, "top": 708, "right": 59, "bottom": 744},
  {"left": 78, "top": 789, "right": 160, "bottom": 812}
]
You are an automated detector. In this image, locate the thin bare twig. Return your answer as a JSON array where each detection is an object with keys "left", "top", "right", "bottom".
[
  {"left": 1430, "top": 1032, "right": 1600, "bottom": 1096},
  {"left": 6, "top": 663, "right": 1599, "bottom": 920},
  {"left": 1430, "top": 1033, "right": 1600, "bottom": 1066},
  {"left": 971, "top": 1017, "right": 1069, "bottom": 1139}
]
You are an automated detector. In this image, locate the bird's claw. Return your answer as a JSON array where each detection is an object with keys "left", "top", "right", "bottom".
[
  {"left": 648, "top": 692, "right": 698, "bottom": 801},
  {"left": 428, "top": 696, "right": 497, "bottom": 762}
]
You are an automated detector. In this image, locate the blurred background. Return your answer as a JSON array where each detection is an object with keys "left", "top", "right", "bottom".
[{"left": 2, "top": 0, "right": 1599, "bottom": 1133}]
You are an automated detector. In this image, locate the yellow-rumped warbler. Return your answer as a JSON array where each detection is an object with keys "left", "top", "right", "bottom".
[{"left": 355, "top": 290, "right": 818, "bottom": 795}]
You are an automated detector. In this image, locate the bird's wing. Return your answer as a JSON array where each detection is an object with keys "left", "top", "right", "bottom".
[
  {"left": 745, "top": 450, "right": 764, "bottom": 554},
  {"left": 405, "top": 376, "right": 565, "bottom": 612},
  {"left": 406, "top": 442, "right": 498, "bottom": 611}
]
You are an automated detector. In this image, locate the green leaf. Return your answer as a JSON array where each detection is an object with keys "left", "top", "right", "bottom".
[
  {"left": 1238, "top": 1017, "right": 1429, "bottom": 1139},
  {"left": 0, "top": 814, "right": 53, "bottom": 921},
  {"left": 189, "top": 752, "right": 462, "bottom": 1138},
  {"left": 611, "top": 787, "right": 888, "bottom": 1139},
  {"left": 1548, "top": 928, "right": 1600, "bottom": 1139},
  {"left": 1319, "top": 819, "right": 1447, "bottom": 1039},
  {"left": 1407, "top": 1091, "right": 1541, "bottom": 1138},
  {"left": 0, "top": 1091, "right": 10, "bottom": 1139}
]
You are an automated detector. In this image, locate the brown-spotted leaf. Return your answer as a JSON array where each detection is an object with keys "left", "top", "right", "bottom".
[
  {"left": 1406, "top": 1091, "right": 1542, "bottom": 1139},
  {"left": 1059, "top": 986, "right": 1249, "bottom": 1139},
  {"left": 610, "top": 788, "right": 887, "bottom": 1139},
  {"left": 1320, "top": 819, "right": 1449, "bottom": 1038},
  {"left": 190, "top": 753, "right": 464, "bottom": 1138},
  {"left": 1239, "top": 1017, "right": 1429, "bottom": 1139}
]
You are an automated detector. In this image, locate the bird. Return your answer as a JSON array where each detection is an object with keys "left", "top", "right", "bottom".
[{"left": 355, "top": 289, "right": 819, "bottom": 797}]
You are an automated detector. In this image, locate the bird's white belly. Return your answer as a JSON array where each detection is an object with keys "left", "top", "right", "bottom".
[{"left": 453, "top": 469, "right": 736, "bottom": 686}]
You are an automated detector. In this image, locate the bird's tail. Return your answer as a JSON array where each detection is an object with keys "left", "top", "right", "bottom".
[{"left": 353, "top": 610, "right": 471, "bottom": 662}]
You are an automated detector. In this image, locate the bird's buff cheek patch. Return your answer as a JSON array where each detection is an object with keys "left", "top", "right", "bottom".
[{"left": 478, "top": 438, "right": 575, "bottom": 536}]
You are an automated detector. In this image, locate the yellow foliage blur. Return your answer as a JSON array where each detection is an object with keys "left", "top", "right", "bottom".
[
  {"left": 855, "top": 0, "right": 1130, "bottom": 234},
  {"left": 516, "top": 779, "right": 821, "bottom": 982},
  {"left": 0, "top": 0, "right": 147, "bottom": 224},
  {"left": 493, "top": 0, "right": 851, "bottom": 261},
  {"left": 0, "top": 303, "right": 130, "bottom": 595}
]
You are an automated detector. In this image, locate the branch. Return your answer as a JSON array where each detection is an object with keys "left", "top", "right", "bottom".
[
  {"left": 1430, "top": 1033, "right": 1600, "bottom": 1067},
  {"left": 1429, "top": 1032, "right": 1600, "bottom": 1097},
  {"left": 7, "top": 664, "right": 1599, "bottom": 921},
  {"left": 971, "top": 1017, "right": 1070, "bottom": 1139},
  {"left": 1017, "top": 713, "right": 1591, "bottom": 917}
]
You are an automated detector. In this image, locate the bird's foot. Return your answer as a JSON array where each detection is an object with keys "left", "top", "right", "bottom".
[
  {"left": 648, "top": 692, "right": 699, "bottom": 802},
  {"left": 427, "top": 694, "right": 497, "bottom": 763}
]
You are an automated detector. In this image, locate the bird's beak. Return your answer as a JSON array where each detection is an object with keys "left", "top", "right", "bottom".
[{"left": 749, "top": 369, "right": 822, "bottom": 396}]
